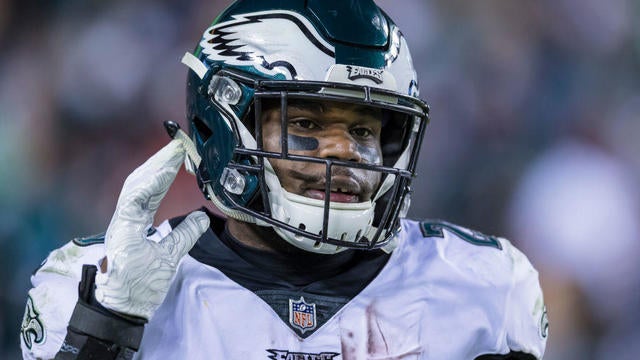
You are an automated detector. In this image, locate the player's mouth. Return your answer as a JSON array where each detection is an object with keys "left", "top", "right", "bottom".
[
  {"left": 303, "top": 177, "right": 362, "bottom": 203},
  {"left": 304, "top": 189, "right": 359, "bottom": 203}
]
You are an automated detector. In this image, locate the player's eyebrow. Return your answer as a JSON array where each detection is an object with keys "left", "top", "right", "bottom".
[{"left": 287, "top": 100, "right": 383, "bottom": 120}]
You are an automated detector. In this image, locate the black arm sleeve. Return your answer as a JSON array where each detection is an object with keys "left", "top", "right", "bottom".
[{"left": 54, "top": 265, "right": 146, "bottom": 360}]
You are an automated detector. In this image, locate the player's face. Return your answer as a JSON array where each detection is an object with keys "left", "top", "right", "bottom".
[{"left": 261, "top": 100, "right": 383, "bottom": 203}]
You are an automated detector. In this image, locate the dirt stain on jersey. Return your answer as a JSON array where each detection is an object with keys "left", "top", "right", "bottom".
[{"left": 340, "top": 302, "right": 422, "bottom": 360}]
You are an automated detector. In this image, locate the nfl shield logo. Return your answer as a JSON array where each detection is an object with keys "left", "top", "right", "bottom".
[{"left": 289, "top": 296, "right": 317, "bottom": 334}]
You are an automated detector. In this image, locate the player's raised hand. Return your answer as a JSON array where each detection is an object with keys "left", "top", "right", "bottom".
[{"left": 94, "top": 139, "right": 210, "bottom": 320}]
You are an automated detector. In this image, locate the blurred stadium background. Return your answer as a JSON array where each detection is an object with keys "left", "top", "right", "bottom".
[{"left": 1, "top": 0, "right": 639, "bottom": 358}]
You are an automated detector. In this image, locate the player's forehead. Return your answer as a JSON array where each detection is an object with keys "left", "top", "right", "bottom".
[{"left": 265, "top": 98, "right": 383, "bottom": 121}]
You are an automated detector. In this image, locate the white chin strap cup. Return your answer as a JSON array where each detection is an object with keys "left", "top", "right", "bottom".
[{"left": 270, "top": 188, "right": 376, "bottom": 254}]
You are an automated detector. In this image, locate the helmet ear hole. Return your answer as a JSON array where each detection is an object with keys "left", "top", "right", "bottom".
[{"left": 193, "top": 117, "right": 213, "bottom": 142}]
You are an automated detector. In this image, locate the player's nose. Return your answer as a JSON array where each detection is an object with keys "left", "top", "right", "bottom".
[{"left": 317, "top": 130, "right": 362, "bottom": 163}]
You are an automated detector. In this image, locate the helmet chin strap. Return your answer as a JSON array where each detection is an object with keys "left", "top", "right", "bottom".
[
  {"left": 163, "top": 120, "right": 258, "bottom": 224},
  {"left": 181, "top": 52, "right": 208, "bottom": 80},
  {"left": 205, "top": 184, "right": 257, "bottom": 223}
]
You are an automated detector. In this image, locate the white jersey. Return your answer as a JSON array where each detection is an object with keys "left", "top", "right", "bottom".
[{"left": 21, "top": 218, "right": 547, "bottom": 359}]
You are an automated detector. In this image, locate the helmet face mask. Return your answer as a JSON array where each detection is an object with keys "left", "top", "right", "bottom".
[{"left": 185, "top": 1, "right": 429, "bottom": 253}]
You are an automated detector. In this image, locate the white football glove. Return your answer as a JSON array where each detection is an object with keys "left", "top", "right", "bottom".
[{"left": 95, "top": 139, "right": 210, "bottom": 320}]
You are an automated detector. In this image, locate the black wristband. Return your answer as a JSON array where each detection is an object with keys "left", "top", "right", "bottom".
[
  {"left": 55, "top": 264, "right": 145, "bottom": 360},
  {"left": 68, "top": 300, "right": 145, "bottom": 350},
  {"left": 55, "top": 333, "right": 136, "bottom": 360}
]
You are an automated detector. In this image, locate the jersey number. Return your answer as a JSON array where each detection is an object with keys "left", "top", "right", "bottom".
[{"left": 420, "top": 221, "right": 502, "bottom": 250}]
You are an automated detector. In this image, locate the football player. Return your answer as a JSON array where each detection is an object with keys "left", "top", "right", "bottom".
[{"left": 20, "top": 1, "right": 548, "bottom": 359}]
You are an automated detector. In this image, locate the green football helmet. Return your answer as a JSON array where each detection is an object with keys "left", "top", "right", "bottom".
[{"left": 182, "top": 0, "right": 429, "bottom": 253}]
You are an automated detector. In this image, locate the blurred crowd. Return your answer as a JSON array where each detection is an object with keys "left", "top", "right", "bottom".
[{"left": 1, "top": 0, "right": 639, "bottom": 358}]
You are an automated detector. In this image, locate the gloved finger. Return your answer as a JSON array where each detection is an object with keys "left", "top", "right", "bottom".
[
  {"left": 159, "top": 210, "right": 210, "bottom": 262},
  {"left": 119, "top": 139, "right": 185, "bottom": 204},
  {"left": 112, "top": 140, "right": 186, "bottom": 225}
]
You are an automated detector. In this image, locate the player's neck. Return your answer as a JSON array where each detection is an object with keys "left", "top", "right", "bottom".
[
  {"left": 226, "top": 217, "right": 313, "bottom": 256},
  {"left": 223, "top": 217, "right": 364, "bottom": 285}
]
